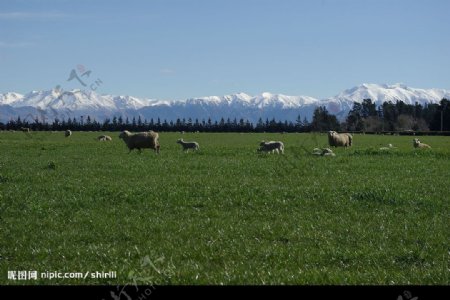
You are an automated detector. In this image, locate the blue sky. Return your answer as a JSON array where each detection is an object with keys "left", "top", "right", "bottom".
[{"left": 1, "top": 0, "right": 449, "bottom": 100}]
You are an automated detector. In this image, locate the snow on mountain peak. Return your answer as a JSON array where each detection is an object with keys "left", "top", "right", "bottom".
[
  {"left": 0, "top": 92, "right": 24, "bottom": 105},
  {"left": 330, "top": 83, "right": 449, "bottom": 106},
  {"left": 1, "top": 84, "right": 449, "bottom": 123}
]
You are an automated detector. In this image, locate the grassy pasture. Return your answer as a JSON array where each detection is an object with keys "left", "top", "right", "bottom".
[{"left": 0, "top": 131, "right": 449, "bottom": 285}]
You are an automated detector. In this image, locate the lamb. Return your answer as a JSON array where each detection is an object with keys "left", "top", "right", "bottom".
[
  {"left": 379, "top": 143, "right": 396, "bottom": 151},
  {"left": 257, "top": 140, "right": 284, "bottom": 154},
  {"left": 176, "top": 138, "right": 199, "bottom": 152},
  {"left": 313, "top": 147, "right": 335, "bottom": 156},
  {"left": 328, "top": 131, "right": 352, "bottom": 148},
  {"left": 98, "top": 135, "right": 112, "bottom": 141},
  {"left": 20, "top": 127, "right": 30, "bottom": 132},
  {"left": 65, "top": 130, "right": 72, "bottom": 137},
  {"left": 413, "top": 138, "right": 431, "bottom": 149},
  {"left": 119, "top": 130, "right": 160, "bottom": 154}
]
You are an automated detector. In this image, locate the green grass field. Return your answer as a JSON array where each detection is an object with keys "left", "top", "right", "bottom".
[{"left": 0, "top": 131, "right": 449, "bottom": 285}]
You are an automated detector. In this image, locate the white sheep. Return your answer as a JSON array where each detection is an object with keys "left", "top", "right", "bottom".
[
  {"left": 65, "top": 130, "right": 72, "bottom": 137},
  {"left": 257, "top": 140, "right": 284, "bottom": 154},
  {"left": 20, "top": 127, "right": 30, "bottom": 133},
  {"left": 98, "top": 135, "right": 112, "bottom": 141},
  {"left": 413, "top": 138, "right": 431, "bottom": 149},
  {"left": 176, "top": 138, "right": 199, "bottom": 152},
  {"left": 119, "top": 130, "right": 160, "bottom": 154},
  {"left": 328, "top": 131, "right": 352, "bottom": 148},
  {"left": 379, "top": 143, "right": 396, "bottom": 151},
  {"left": 313, "top": 147, "right": 335, "bottom": 156}
]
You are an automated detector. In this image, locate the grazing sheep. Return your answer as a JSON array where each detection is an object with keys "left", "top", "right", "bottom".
[
  {"left": 65, "top": 130, "right": 72, "bottom": 137},
  {"left": 313, "top": 148, "right": 335, "bottom": 157},
  {"left": 119, "top": 130, "right": 160, "bottom": 154},
  {"left": 176, "top": 138, "right": 200, "bottom": 152},
  {"left": 257, "top": 140, "right": 284, "bottom": 154},
  {"left": 20, "top": 127, "right": 30, "bottom": 133},
  {"left": 413, "top": 138, "right": 431, "bottom": 149},
  {"left": 328, "top": 131, "right": 352, "bottom": 148},
  {"left": 98, "top": 135, "right": 112, "bottom": 141}
]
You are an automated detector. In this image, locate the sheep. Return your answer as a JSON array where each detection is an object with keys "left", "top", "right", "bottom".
[
  {"left": 257, "top": 140, "right": 284, "bottom": 154},
  {"left": 20, "top": 127, "right": 30, "bottom": 133},
  {"left": 328, "top": 131, "right": 352, "bottom": 148},
  {"left": 379, "top": 143, "right": 396, "bottom": 151},
  {"left": 65, "top": 130, "right": 72, "bottom": 137},
  {"left": 119, "top": 130, "right": 160, "bottom": 154},
  {"left": 176, "top": 138, "right": 199, "bottom": 151},
  {"left": 413, "top": 138, "right": 431, "bottom": 149},
  {"left": 97, "top": 135, "right": 112, "bottom": 141},
  {"left": 176, "top": 138, "right": 200, "bottom": 152},
  {"left": 313, "top": 147, "right": 335, "bottom": 157},
  {"left": 312, "top": 147, "right": 322, "bottom": 155}
]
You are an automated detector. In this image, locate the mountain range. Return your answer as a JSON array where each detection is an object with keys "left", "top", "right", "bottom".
[{"left": 1, "top": 83, "right": 449, "bottom": 124}]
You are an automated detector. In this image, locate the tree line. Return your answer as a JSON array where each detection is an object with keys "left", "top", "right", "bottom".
[
  {"left": 1, "top": 98, "right": 449, "bottom": 133},
  {"left": 311, "top": 98, "right": 450, "bottom": 132}
]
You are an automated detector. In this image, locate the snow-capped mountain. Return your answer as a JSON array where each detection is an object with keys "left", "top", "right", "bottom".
[
  {"left": 327, "top": 83, "right": 450, "bottom": 106},
  {"left": 1, "top": 84, "right": 449, "bottom": 123}
]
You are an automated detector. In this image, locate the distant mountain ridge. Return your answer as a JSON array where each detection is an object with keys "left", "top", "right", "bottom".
[{"left": 1, "top": 84, "right": 449, "bottom": 123}]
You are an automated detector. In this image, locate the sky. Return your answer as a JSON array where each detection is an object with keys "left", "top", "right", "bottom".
[{"left": 1, "top": 0, "right": 449, "bottom": 100}]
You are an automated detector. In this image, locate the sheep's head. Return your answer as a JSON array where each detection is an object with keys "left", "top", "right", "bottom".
[
  {"left": 328, "top": 131, "right": 337, "bottom": 137},
  {"left": 413, "top": 138, "right": 420, "bottom": 147},
  {"left": 119, "top": 130, "right": 130, "bottom": 139}
]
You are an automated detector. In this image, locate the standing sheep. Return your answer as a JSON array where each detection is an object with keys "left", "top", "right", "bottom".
[
  {"left": 257, "top": 141, "right": 284, "bottom": 154},
  {"left": 20, "top": 127, "right": 30, "bottom": 132},
  {"left": 119, "top": 130, "right": 160, "bottom": 154},
  {"left": 176, "top": 138, "right": 200, "bottom": 152},
  {"left": 413, "top": 138, "right": 431, "bottom": 149},
  {"left": 65, "top": 130, "right": 72, "bottom": 137},
  {"left": 328, "top": 131, "right": 352, "bottom": 148}
]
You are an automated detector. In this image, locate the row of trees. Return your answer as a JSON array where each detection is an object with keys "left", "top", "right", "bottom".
[
  {"left": 308, "top": 98, "right": 450, "bottom": 132},
  {"left": 2, "top": 99, "right": 449, "bottom": 133},
  {"left": 346, "top": 98, "right": 449, "bottom": 132},
  {"left": 1, "top": 115, "right": 310, "bottom": 133}
]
